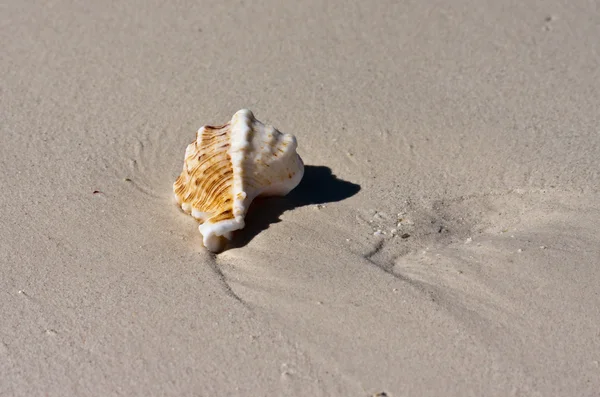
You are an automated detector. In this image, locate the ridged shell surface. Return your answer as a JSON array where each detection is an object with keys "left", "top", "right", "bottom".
[{"left": 173, "top": 109, "right": 304, "bottom": 252}]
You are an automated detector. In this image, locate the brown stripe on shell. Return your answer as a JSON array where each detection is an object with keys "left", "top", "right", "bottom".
[
  {"left": 211, "top": 209, "right": 234, "bottom": 223},
  {"left": 173, "top": 123, "right": 236, "bottom": 224}
]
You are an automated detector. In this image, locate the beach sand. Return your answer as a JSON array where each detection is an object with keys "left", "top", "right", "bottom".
[{"left": 2, "top": 0, "right": 599, "bottom": 395}]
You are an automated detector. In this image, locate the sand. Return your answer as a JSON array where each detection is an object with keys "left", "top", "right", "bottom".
[{"left": 2, "top": 0, "right": 600, "bottom": 395}]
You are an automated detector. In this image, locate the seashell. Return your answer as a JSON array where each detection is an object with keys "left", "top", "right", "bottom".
[{"left": 173, "top": 109, "right": 304, "bottom": 252}]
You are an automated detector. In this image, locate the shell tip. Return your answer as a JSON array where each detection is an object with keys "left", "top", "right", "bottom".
[
  {"left": 202, "top": 233, "right": 228, "bottom": 253},
  {"left": 235, "top": 109, "right": 254, "bottom": 119}
]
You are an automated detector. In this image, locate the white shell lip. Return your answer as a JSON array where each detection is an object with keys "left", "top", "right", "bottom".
[{"left": 174, "top": 109, "right": 304, "bottom": 252}]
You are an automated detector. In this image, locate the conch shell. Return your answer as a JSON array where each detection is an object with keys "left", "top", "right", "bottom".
[{"left": 173, "top": 109, "right": 304, "bottom": 252}]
